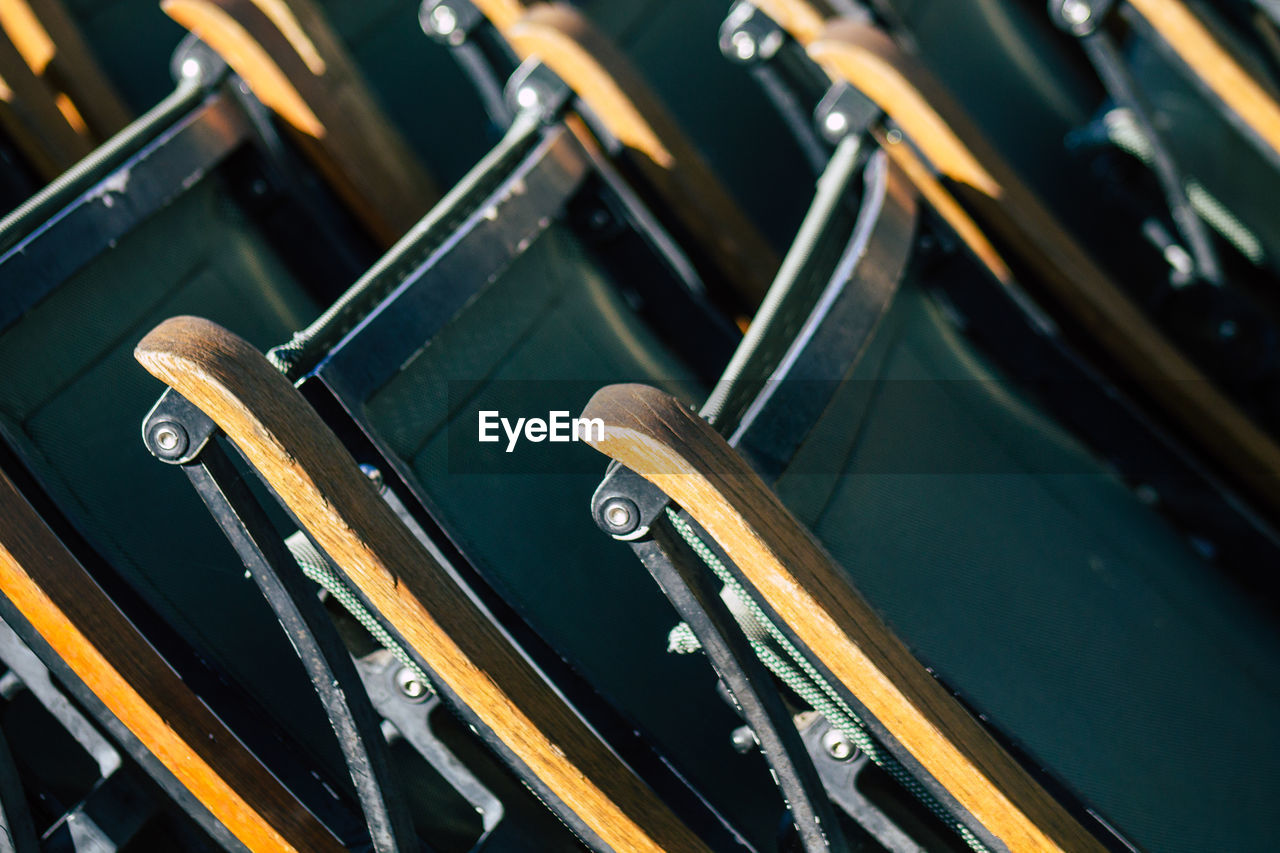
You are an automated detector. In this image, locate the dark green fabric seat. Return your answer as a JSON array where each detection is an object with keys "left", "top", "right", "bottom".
[
  {"left": 362, "top": 222, "right": 784, "bottom": 847},
  {"left": 774, "top": 280, "right": 1280, "bottom": 853},
  {"left": 0, "top": 178, "right": 344, "bottom": 776}
]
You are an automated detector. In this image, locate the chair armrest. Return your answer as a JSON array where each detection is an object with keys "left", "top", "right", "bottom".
[
  {"left": 502, "top": 2, "right": 779, "bottom": 308},
  {"left": 0, "top": 468, "right": 343, "bottom": 853},
  {"left": 581, "top": 382, "right": 1108, "bottom": 853},
  {"left": 135, "top": 316, "right": 711, "bottom": 853},
  {"left": 161, "top": 0, "right": 438, "bottom": 246}
]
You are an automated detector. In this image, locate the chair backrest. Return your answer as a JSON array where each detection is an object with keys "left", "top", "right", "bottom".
[{"left": 0, "top": 55, "right": 379, "bottom": 819}]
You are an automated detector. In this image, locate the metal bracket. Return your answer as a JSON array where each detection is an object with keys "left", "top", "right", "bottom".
[
  {"left": 503, "top": 59, "right": 573, "bottom": 125},
  {"left": 814, "top": 82, "right": 881, "bottom": 146},
  {"left": 140, "top": 388, "right": 217, "bottom": 465},
  {"left": 420, "top": 0, "right": 486, "bottom": 46},
  {"left": 590, "top": 463, "right": 671, "bottom": 540},
  {"left": 719, "top": 1, "right": 787, "bottom": 65}
]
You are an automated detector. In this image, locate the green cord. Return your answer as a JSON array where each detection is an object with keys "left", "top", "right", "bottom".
[
  {"left": 284, "top": 532, "right": 433, "bottom": 692},
  {"left": 665, "top": 509, "right": 989, "bottom": 853}
]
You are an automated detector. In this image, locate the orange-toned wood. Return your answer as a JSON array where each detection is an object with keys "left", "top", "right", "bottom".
[
  {"left": 581, "top": 383, "right": 1109, "bottom": 853},
  {"left": 163, "top": 0, "right": 437, "bottom": 246},
  {"left": 500, "top": 3, "right": 778, "bottom": 308},
  {"left": 807, "top": 18, "right": 1280, "bottom": 519},
  {"left": 0, "top": 24, "right": 91, "bottom": 178},
  {"left": 134, "top": 316, "right": 713, "bottom": 853},
  {"left": 1127, "top": 0, "right": 1280, "bottom": 162},
  {"left": 748, "top": 0, "right": 828, "bottom": 46},
  {"left": 0, "top": 0, "right": 130, "bottom": 138},
  {"left": 0, "top": 467, "right": 343, "bottom": 853}
]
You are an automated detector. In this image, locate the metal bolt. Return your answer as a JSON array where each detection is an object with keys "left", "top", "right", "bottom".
[
  {"left": 730, "top": 725, "right": 758, "bottom": 754},
  {"left": 822, "top": 728, "right": 856, "bottom": 761},
  {"left": 600, "top": 497, "right": 638, "bottom": 534},
  {"left": 730, "top": 30, "right": 757, "bottom": 61},
  {"left": 516, "top": 86, "right": 541, "bottom": 110},
  {"left": 149, "top": 421, "right": 189, "bottom": 459},
  {"left": 429, "top": 3, "right": 458, "bottom": 35},
  {"left": 395, "top": 667, "right": 429, "bottom": 701},
  {"left": 180, "top": 57, "right": 202, "bottom": 79},
  {"left": 359, "top": 464, "right": 385, "bottom": 493},
  {"left": 823, "top": 111, "right": 849, "bottom": 137},
  {"left": 885, "top": 128, "right": 903, "bottom": 145},
  {"left": 1061, "top": 0, "right": 1091, "bottom": 25}
]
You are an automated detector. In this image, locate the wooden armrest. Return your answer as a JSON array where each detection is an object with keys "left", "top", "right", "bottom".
[
  {"left": 135, "top": 316, "right": 711, "bottom": 853},
  {"left": 0, "top": 467, "right": 342, "bottom": 852},
  {"left": 0, "top": 24, "right": 92, "bottom": 178},
  {"left": 581, "top": 383, "right": 1107, "bottom": 853},
  {"left": 162, "top": 0, "right": 437, "bottom": 246},
  {"left": 1, "top": 0, "right": 131, "bottom": 139},
  {"left": 1126, "top": 0, "right": 1280, "bottom": 163},
  {"left": 499, "top": 2, "right": 778, "bottom": 308},
  {"left": 807, "top": 18, "right": 1280, "bottom": 519}
]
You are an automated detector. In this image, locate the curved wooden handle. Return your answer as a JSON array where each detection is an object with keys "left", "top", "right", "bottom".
[
  {"left": 1127, "top": 0, "right": 1280, "bottom": 163},
  {"left": 161, "top": 0, "right": 437, "bottom": 245},
  {"left": 135, "top": 316, "right": 711, "bottom": 853},
  {"left": 581, "top": 383, "right": 1107, "bottom": 853},
  {"left": 0, "top": 468, "right": 343, "bottom": 853},
  {"left": 501, "top": 2, "right": 778, "bottom": 307}
]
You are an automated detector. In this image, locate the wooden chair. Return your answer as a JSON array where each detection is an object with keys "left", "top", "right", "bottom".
[
  {"left": 577, "top": 141, "right": 1280, "bottom": 852},
  {"left": 0, "top": 45, "right": 418, "bottom": 849},
  {"left": 721, "top": 3, "right": 1280, "bottom": 523},
  {"left": 162, "top": 0, "right": 439, "bottom": 246},
  {"left": 0, "top": 466, "right": 343, "bottom": 852}
]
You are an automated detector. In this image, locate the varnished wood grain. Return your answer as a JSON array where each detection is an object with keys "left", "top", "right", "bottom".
[
  {"left": 0, "top": 23, "right": 91, "bottom": 178},
  {"left": 0, "top": 467, "right": 343, "bottom": 853},
  {"left": 135, "top": 316, "right": 713, "bottom": 853},
  {"left": 1127, "top": 0, "right": 1280, "bottom": 162},
  {"left": 582, "top": 383, "right": 1108, "bottom": 853},
  {"left": 0, "top": 0, "right": 130, "bottom": 139},
  {"left": 163, "top": 0, "right": 437, "bottom": 246},
  {"left": 500, "top": 2, "right": 778, "bottom": 308},
  {"left": 807, "top": 18, "right": 1280, "bottom": 519}
]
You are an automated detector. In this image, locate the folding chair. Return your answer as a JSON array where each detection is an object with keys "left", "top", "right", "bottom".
[
  {"left": 577, "top": 38, "right": 1280, "bottom": 853},
  {"left": 712, "top": 3, "right": 1280, "bottom": 526},
  {"left": 0, "top": 36, "right": 448, "bottom": 848}
]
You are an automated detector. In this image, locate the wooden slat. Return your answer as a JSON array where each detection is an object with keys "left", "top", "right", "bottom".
[
  {"left": 0, "top": 467, "right": 343, "bottom": 853},
  {"left": 499, "top": 2, "right": 779, "bottom": 309},
  {"left": 808, "top": 18, "right": 1280, "bottom": 518},
  {"left": 1, "top": 0, "right": 131, "bottom": 138},
  {"left": 134, "top": 315, "right": 712, "bottom": 853},
  {"left": 0, "top": 23, "right": 91, "bottom": 178},
  {"left": 1126, "top": 0, "right": 1280, "bottom": 162},
  {"left": 581, "top": 383, "right": 1109, "bottom": 853},
  {"left": 162, "top": 0, "right": 438, "bottom": 246}
]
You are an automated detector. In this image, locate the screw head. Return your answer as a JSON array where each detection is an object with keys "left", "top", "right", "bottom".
[
  {"left": 148, "top": 421, "right": 189, "bottom": 459},
  {"left": 359, "top": 464, "right": 385, "bottom": 492},
  {"left": 730, "top": 725, "right": 757, "bottom": 754},
  {"left": 516, "top": 85, "right": 541, "bottom": 110},
  {"left": 429, "top": 3, "right": 458, "bottom": 35},
  {"left": 730, "top": 30, "right": 757, "bottom": 61},
  {"left": 180, "top": 58, "right": 202, "bottom": 79},
  {"left": 600, "top": 497, "right": 639, "bottom": 534},
  {"left": 1062, "top": 0, "right": 1091, "bottom": 24},
  {"left": 824, "top": 111, "right": 849, "bottom": 136},
  {"left": 822, "top": 728, "right": 856, "bottom": 761},
  {"left": 395, "top": 667, "right": 429, "bottom": 701}
]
